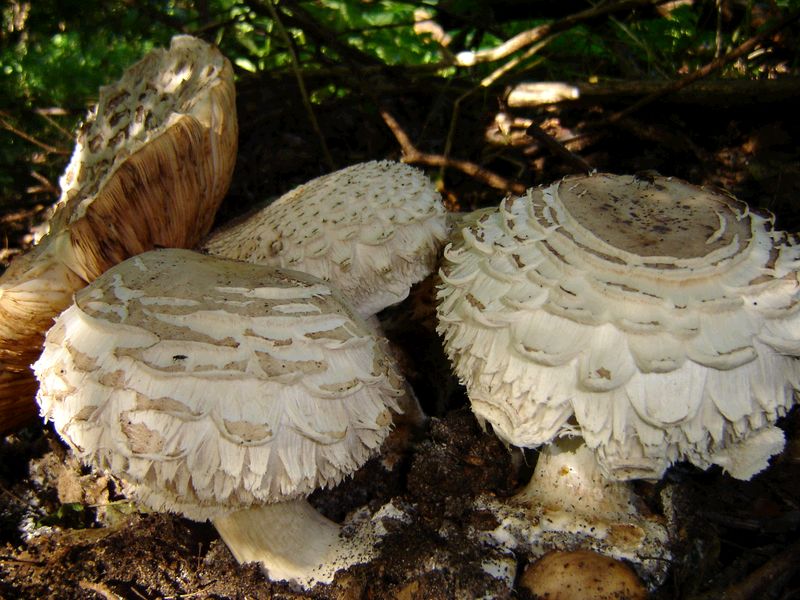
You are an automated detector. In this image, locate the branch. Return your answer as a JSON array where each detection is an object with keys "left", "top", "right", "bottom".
[
  {"left": 455, "top": 0, "right": 671, "bottom": 66},
  {"left": 606, "top": 7, "right": 800, "bottom": 123},
  {"left": 690, "top": 539, "right": 800, "bottom": 600},
  {"left": 526, "top": 122, "right": 593, "bottom": 173},
  {"left": 0, "top": 111, "right": 69, "bottom": 155},
  {"left": 506, "top": 78, "right": 800, "bottom": 108},
  {"left": 255, "top": 0, "right": 385, "bottom": 68},
  {"left": 380, "top": 108, "right": 526, "bottom": 195},
  {"left": 79, "top": 580, "right": 123, "bottom": 600}
]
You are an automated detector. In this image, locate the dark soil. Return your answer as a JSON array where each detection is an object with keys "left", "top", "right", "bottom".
[{"left": 2, "top": 71, "right": 800, "bottom": 599}]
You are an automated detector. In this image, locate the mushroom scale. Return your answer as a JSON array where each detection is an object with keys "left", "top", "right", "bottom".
[
  {"left": 0, "top": 35, "right": 237, "bottom": 433},
  {"left": 202, "top": 160, "right": 448, "bottom": 318},
  {"left": 55, "top": 34, "right": 237, "bottom": 252},
  {"left": 437, "top": 173, "right": 800, "bottom": 481},
  {"left": 34, "top": 249, "right": 406, "bottom": 587}
]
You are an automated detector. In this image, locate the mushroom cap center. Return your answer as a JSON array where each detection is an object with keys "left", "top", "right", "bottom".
[{"left": 556, "top": 174, "right": 753, "bottom": 260}]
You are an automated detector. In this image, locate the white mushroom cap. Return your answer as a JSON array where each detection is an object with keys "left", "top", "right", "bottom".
[
  {"left": 0, "top": 35, "right": 237, "bottom": 433},
  {"left": 34, "top": 249, "right": 403, "bottom": 521},
  {"left": 202, "top": 160, "right": 448, "bottom": 317},
  {"left": 437, "top": 173, "right": 800, "bottom": 481}
]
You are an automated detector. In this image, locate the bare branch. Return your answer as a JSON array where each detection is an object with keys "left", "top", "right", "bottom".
[
  {"left": 0, "top": 111, "right": 69, "bottom": 155},
  {"left": 606, "top": 8, "right": 800, "bottom": 123},
  {"left": 380, "top": 108, "right": 526, "bottom": 194},
  {"left": 526, "top": 122, "right": 593, "bottom": 173},
  {"left": 455, "top": 0, "right": 671, "bottom": 66}
]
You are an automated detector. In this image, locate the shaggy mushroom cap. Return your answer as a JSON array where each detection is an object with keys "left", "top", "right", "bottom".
[
  {"left": 0, "top": 35, "right": 236, "bottom": 433},
  {"left": 203, "top": 160, "right": 448, "bottom": 317},
  {"left": 437, "top": 173, "right": 800, "bottom": 481},
  {"left": 34, "top": 249, "right": 402, "bottom": 520}
]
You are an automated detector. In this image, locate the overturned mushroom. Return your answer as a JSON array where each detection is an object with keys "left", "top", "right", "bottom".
[
  {"left": 0, "top": 34, "right": 237, "bottom": 433},
  {"left": 202, "top": 160, "right": 448, "bottom": 318},
  {"left": 437, "top": 173, "right": 800, "bottom": 580},
  {"left": 34, "top": 249, "right": 404, "bottom": 587}
]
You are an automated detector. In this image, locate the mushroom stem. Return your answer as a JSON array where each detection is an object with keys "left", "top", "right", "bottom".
[
  {"left": 212, "top": 499, "right": 374, "bottom": 588},
  {"left": 475, "top": 436, "right": 672, "bottom": 586},
  {"left": 517, "top": 437, "right": 636, "bottom": 520}
]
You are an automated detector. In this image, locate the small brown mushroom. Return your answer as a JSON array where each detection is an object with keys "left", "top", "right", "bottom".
[
  {"left": 519, "top": 550, "right": 647, "bottom": 600},
  {"left": 34, "top": 249, "right": 404, "bottom": 587},
  {"left": 0, "top": 35, "right": 237, "bottom": 434}
]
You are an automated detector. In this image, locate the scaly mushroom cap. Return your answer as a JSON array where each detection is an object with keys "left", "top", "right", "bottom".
[
  {"left": 437, "top": 173, "right": 800, "bottom": 480},
  {"left": 34, "top": 249, "right": 403, "bottom": 521},
  {"left": 0, "top": 35, "right": 237, "bottom": 433},
  {"left": 202, "top": 160, "right": 448, "bottom": 317}
]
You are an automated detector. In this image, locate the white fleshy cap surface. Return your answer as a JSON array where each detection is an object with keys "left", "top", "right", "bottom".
[
  {"left": 35, "top": 249, "right": 403, "bottom": 520},
  {"left": 437, "top": 173, "right": 800, "bottom": 480},
  {"left": 203, "top": 160, "right": 448, "bottom": 317}
]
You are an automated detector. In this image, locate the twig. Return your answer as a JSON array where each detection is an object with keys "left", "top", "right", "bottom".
[
  {"left": 0, "top": 111, "right": 69, "bottom": 155},
  {"left": 27, "top": 171, "right": 59, "bottom": 196},
  {"left": 443, "top": 0, "right": 642, "bottom": 185},
  {"left": 0, "top": 555, "right": 44, "bottom": 566},
  {"left": 441, "top": 87, "right": 474, "bottom": 183},
  {"left": 412, "top": 8, "right": 456, "bottom": 63},
  {"left": 130, "top": 587, "right": 149, "bottom": 600},
  {"left": 455, "top": 0, "right": 670, "bottom": 66},
  {"left": 34, "top": 108, "right": 74, "bottom": 140},
  {"left": 0, "top": 483, "right": 27, "bottom": 506},
  {"left": 164, "top": 581, "right": 219, "bottom": 599},
  {"left": 526, "top": 122, "right": 593, "bottom": 173},
  {"left": 692, "top": 539, "right": 800, "bottom": 600},
  {"left": 606, "top": 7, "right": 800, "bottom": 123},
  {"left": 480, "top": 41, "right": 550, "bottom": 88},
  {"left": 79, "top": 580, "right": 123, "bottom": 600},
  {"left": 264, "top": 0, "right": 384, "bottom": 67},
  {"left": 380, "top": 108, "right": 526, "bottom": 194},
  {"left": 264, "top": 0, "right": 335, "bottom": 171},
  {"left": 440, "top": 38, "right": 549, "bottom": 186}
]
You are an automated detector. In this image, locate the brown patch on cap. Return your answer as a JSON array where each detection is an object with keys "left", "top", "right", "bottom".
[
  {"left": 557, "top": 174, "right": 752, "bottom": 260},
  {"left": 519, "top": 549, "right": 647, "bottom": 600}
]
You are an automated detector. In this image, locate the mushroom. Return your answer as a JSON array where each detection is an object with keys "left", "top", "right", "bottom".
[
  {"left": 0, "top": 34, "right": 237, "bottom": 434},
  {"left": 202, "top": 160, "right": 448, "bottom": 318},
  {"left": 519, "top": 550, "right": 647, "bottom": 600},
  {"left": 33, "top": 248, "right": 404, "bottom": 587},
  {"left": 436, "top": 173, "right": 800, "bottom": 580}
]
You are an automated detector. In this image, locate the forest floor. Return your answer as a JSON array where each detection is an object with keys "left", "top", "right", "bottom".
[{"left": 1, "top": 71, "right": 800, "bottom": 599}]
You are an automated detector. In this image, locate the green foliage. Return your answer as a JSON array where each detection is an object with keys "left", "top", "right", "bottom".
[
  {"left": 303, "top": 1, "right": 442, "bottom": 65},
  {"left": 1, "top": 2, "right": 174, "bottom": 110},
  {"left": 0, "top": 0, "right": 796, "bottom": 209},
  {"left": 36, "top": 502, "right": 91, "bottom": 529}
]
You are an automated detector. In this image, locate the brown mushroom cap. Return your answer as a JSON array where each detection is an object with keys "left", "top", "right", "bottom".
[
  {"left": 34, "top": 249, "right": 403, "bottom": 520},
  {"left": 203, "top": 160, "right": 448, "bottom": 317},
  {"left": 0, "top": 35, "right": 237, "bottom": 433},
  {"left": 437, "top": 173, "right": 800, "bottom": 480},
  {"left": 519, "top": 550, "right": 647, "bottom": 600}
]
